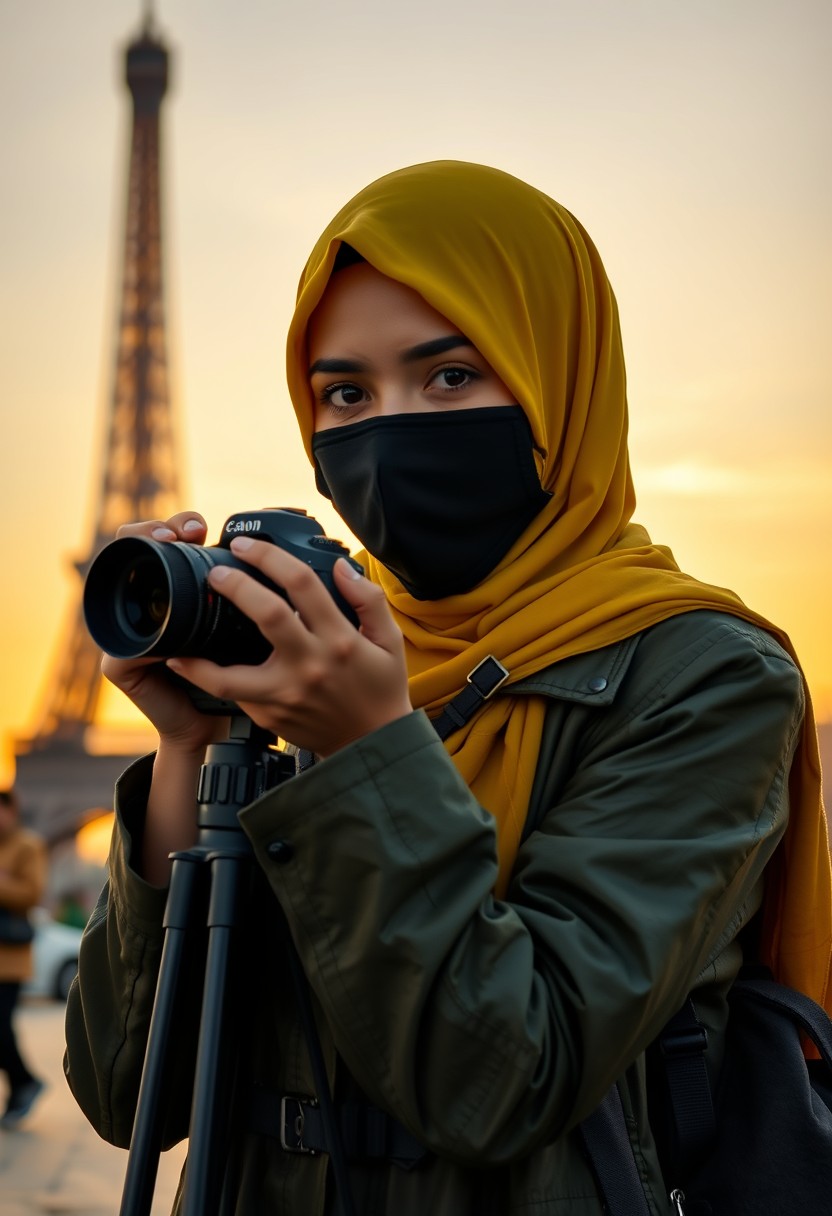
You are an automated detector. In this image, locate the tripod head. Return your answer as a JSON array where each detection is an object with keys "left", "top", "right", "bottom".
[{"left": 196, "top": 712, "right": 296, "bottom": 843}]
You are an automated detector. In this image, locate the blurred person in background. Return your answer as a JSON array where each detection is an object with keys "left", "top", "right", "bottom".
[{"left": 0, "top": 786, "right": 47, "bottom": 1128}]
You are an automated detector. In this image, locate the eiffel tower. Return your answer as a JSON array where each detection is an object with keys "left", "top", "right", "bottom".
[{"left": 15, "top": 8, "right": 183, "bottom": 843}]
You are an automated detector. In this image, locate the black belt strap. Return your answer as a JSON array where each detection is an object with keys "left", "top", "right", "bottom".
[
  {"left": 248, "top": 1090, "right": 427, "bottom": 1170},
  {"left": 431, "top": 656, "right": 510, "bottom": 741}
]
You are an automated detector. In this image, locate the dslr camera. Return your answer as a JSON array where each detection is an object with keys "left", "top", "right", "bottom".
[{"left": 83, "top": 508, "right": 362, "bottom": 667}]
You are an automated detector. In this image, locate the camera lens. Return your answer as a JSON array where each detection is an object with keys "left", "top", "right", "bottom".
[
  {"left": 116, "top": 554, "right": 172, "bottom": 641},
  {"left": 84, "top": 537, "right": 207, "bottom": 659}
]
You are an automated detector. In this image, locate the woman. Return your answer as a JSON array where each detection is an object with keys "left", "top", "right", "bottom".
[
  {"left": 65, "top": 161, "right": 831, "bottom": 1213},
  {"left": 0, "top": 787, "right": 47, "bottom": 1129}
]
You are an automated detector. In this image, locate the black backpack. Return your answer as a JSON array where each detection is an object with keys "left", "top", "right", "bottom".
[{"left": 580, "top": 967, "right": 832, "bottom": 1215}]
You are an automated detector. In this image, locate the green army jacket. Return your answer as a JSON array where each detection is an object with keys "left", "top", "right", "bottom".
[{"left": 64, "top": 610, "right": 804, "bottom": 1215}]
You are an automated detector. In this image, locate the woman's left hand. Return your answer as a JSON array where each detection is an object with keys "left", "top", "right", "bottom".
[{"left": 166, "top": 538, "right": 413, "bottom": 756}]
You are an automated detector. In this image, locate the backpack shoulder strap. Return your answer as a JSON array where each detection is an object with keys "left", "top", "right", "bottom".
[{"left": 579, "top": 1085, "right": 652, "bottom": 1216}]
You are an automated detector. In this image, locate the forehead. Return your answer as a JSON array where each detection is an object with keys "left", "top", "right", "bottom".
[{"left": 307, "top": 262, "right": 460, "bottom": 354}]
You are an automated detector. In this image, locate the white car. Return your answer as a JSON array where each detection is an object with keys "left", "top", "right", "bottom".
[{"left": 24, "top": 908, "right": 84, "bottom": 1001}]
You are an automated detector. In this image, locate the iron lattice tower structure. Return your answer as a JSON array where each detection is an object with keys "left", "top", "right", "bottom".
[{"left": 16, "top": 12, "right": 182, "bottom": 835}]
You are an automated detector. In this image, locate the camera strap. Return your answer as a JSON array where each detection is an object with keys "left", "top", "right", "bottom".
[
  {"left": 294, "top": 747, "right": 317, "bottom": 772},
  {"left": 431, "top": 656, "right": 510, "bottom": 741}
]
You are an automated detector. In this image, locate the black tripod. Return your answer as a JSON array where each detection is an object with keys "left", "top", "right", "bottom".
[{"left": 117, "top": 712, "right": 346, "bottom": 1216}]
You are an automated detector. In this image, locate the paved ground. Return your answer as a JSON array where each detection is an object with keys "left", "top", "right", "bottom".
[{"left": 1, "top": 997, "right": 187, "bottom": 1215}]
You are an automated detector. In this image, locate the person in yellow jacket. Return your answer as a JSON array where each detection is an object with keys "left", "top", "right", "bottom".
[
  {"left": 0, "top": 787, "right": 47, "bottom": 1129},
  {"left": 65, "top": 162, "right": 830, "bottom": 1213}
]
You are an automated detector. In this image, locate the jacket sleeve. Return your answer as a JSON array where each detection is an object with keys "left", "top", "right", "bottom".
[
  {"left": 63, "top": 754, "right": 197, "bottom": 1150},
  {"left": 236, "top": 613, "right": 805, "bottom": 1165}
]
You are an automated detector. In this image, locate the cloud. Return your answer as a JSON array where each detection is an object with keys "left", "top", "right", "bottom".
[
  {"left": 637, "top": 461, "right": 751, "bottom": 497},
  {"left": 636, "top": 459, "right": 830, "bottom": 505}
]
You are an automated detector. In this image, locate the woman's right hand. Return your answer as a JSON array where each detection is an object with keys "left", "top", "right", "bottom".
[{"left": 100, "top": 511, "right": 226, "bottom": 756}]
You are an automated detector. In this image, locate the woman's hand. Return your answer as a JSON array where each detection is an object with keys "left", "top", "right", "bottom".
[
  {"left": 166, "top": 538, "right": 413, "bottom": 756},
  {"left": 99, "top": 511, "right": 228, "bottom": 756}
]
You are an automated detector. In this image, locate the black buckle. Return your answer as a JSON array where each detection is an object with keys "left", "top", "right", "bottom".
[
  {"left": 467, "top": 655, "right": 509, "bottom": 699},
  {"left": 430, "top": 655, "right": 510, "bottom": 742},
  {"left": 280, "top": 1094, "right": 319, "bottom": 1154}
]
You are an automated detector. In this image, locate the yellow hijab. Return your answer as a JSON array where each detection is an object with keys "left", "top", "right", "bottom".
[{"left": 286, "top": 160, "right": 831, "bottom": 1013}]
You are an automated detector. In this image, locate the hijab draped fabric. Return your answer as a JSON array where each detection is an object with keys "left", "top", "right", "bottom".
[{"left": 286, "top": 160, "right": 831, "bottom": 1015}]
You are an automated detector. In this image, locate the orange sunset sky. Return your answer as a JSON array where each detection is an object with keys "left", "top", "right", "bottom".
[{"left": 1, "top": 1, "right": 830, "bottom": 787}]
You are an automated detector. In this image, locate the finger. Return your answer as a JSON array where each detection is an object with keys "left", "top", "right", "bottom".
[
  {"left": 166, "top": 656, "right": 278, "bottom": 710},
  {"left": 115, "top": 512, "right": 208, "bottom": 542},
  {"left": 100, "top": 652, "right": 162, "bottom": 687},
  {"left": 164, "top": 511, "right": 209, "bottom": 540},
  {"left": 227, "top": 537, "right": 350, "bottom": 631},
  {"left": 206, "top": 561, "right": 309, "bottom": 647},
  {"left": 332, "top": 559, "right": 403, "bottom": 653}
]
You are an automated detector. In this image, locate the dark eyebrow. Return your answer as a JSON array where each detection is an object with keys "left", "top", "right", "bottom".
[
  {"left": 401, "top": 335, "right": 473, "bottom": 363},
  {"left": 308, "top": 335, "right": 473, "bottom": 377},
  {"left": 308, "top": 356, "right": 370, "bottom": 376}
]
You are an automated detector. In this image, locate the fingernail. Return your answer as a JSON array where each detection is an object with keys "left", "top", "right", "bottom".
[
  {"left": 152, "top": 527, "right": 176, "bottom": 540},
  {"left": 209, "top": 565, "right": 231, "bottom": 583},
  {"left": 230, "top": 536, "right": 253, "bottom": 552},
  {"left": 182, "top": 518, "right": 204, "bottom": 533},
  {"left": 340, "top": 558, "right": 362, "bottom": 579}
]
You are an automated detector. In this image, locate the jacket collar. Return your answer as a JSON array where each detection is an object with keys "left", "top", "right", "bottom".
[{"left": 509, "top": 632, "right": 640, "bottom": 706}]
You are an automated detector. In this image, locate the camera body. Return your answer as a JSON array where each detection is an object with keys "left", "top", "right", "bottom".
[{"left": 83, "top": 508, "right": 362, "bottom": 666}]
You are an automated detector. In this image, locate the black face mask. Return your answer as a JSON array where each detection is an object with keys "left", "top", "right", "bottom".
[{"left": 312, "top": 405, "right": 551, "bottom": 600}]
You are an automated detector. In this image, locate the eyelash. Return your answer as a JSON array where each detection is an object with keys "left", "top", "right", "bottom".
[
  {"left": 317, "top": 384, "right": 365, "bottom": 416},
  {"left": 317, "top": 366, "right": 481, "bottom": 414},
  {"left": 433, "top": 366, "right": 481, "bottom": 391}
]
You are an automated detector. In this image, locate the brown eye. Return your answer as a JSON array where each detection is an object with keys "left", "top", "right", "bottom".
[
  {"left": 323, "top": 383, "right": 366, "bottom": 408},
  {"left": 430, "top": 367, "right": 479, "bottom": 391}
]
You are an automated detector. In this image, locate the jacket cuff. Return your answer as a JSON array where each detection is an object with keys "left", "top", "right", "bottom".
[{"left": 239, "top": 709, "right": 451, "bottom": 833}]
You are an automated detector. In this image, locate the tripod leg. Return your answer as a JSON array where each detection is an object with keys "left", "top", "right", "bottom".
[
  {"left": 119, "top": 716, "right": 291, "bottom": 1214},
  {"left": 181, "top": 850, "right": 250, "bottom": 1216},
  {"left": 119, "top": 852, "right": 205, "bottom": 1216}
]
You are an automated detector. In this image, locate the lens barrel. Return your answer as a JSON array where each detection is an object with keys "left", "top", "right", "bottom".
[{"left": 84, "top": 537, "right": 217, "bottom": 659}]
